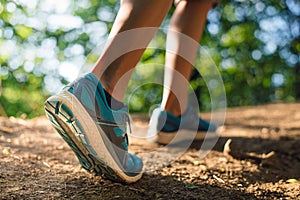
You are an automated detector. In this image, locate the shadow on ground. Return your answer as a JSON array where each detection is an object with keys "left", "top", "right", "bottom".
[{"left": 1, "top": 103, "right": 300, "bottom": 199}]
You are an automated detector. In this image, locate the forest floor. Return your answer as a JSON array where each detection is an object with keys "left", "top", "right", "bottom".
[{"left": 0, "top": 103, "right": 299, "bottom": 199}]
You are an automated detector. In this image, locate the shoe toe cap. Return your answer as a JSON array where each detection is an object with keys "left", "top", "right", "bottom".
[{"left": 126, "top": 153, "right": 143, "bottom": 174}]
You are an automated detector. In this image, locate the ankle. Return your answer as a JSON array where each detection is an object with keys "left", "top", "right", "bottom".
[
  {"left": 162, "top": 105, "right": 184, "bottom": 117},
  {"left": 104, "top": 89, "right": 124, "bottom": 110}
]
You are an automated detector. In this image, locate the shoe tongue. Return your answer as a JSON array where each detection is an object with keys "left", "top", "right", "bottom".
[
  {"left": 164, "top": 107, "right": 199, "bottom": 129},
  {"left": 182, "top": 106, "right": 198, "bottom": 118},
  {"left": 181, "top": 106, "right": 199, "bottom": 128}
]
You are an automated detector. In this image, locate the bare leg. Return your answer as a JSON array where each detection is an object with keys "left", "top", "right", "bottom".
[
  {"left": 161, "top": 0, "right": 213, "bottom": 116},
  {"left": 92, "top": 0, "right": 173, "bottom": 101}
]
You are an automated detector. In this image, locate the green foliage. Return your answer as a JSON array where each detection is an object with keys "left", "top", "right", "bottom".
[
  {"left": 196, "top": 0, "right": 299, "bottom": 110},
  {"left": 0, "top": 72, "right": 46, "bottom": 118},
  {"left": 0, "top": 0, "right": 299, "bottom": 118}
]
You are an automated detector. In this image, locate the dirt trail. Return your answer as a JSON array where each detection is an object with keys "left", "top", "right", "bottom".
[{"left": 0, "top": 103, "right": 299, "bottom": 199}]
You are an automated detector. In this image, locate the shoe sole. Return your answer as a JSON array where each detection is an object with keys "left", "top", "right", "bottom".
[
  {"left": 155, "top": 127, "right": 224, "bottom": 145},
  {"left": 44, "top": 89, "right": 142, "bottom": 183}
]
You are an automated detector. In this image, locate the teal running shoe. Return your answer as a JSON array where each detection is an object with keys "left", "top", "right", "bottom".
[
  {"left": 148, "top": 106, "right": 219, "bottom": 144},
  {"left": 44, "top": 73, "right": 143, "bottom": 183}
]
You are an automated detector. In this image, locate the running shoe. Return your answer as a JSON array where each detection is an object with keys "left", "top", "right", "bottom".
[
  {"left": 148, "top": 106, "right": 219, "bottom": 144},
  {"left": 44, "top": 73, "right": 143, "bottom": 183}
]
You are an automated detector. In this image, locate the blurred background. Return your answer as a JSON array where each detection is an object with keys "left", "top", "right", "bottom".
[{"left": 0, "top": 0, "right": 299, "bottom": 118}]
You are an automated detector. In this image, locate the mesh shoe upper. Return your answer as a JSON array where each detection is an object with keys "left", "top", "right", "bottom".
[
  {"left": 68, "top": 73, "right": 143, "bottom": 175},
  {"left": 151, "top": 106, "right": 218, "bottom": 133}
]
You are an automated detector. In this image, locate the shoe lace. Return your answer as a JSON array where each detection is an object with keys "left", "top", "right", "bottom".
[
  {"left": 125, "top": 114, "right": 132, "bottom": 135},
  {"left": 123, "top": 114, "right": 132, "bottom": 150},
  {"left": 95, "top": 111, "right": 131, "bottom": 150}
]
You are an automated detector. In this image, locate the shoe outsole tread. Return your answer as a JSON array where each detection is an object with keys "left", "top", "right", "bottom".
[{"left": 45, "top": 100, "right": 125, "bottom": 183}]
